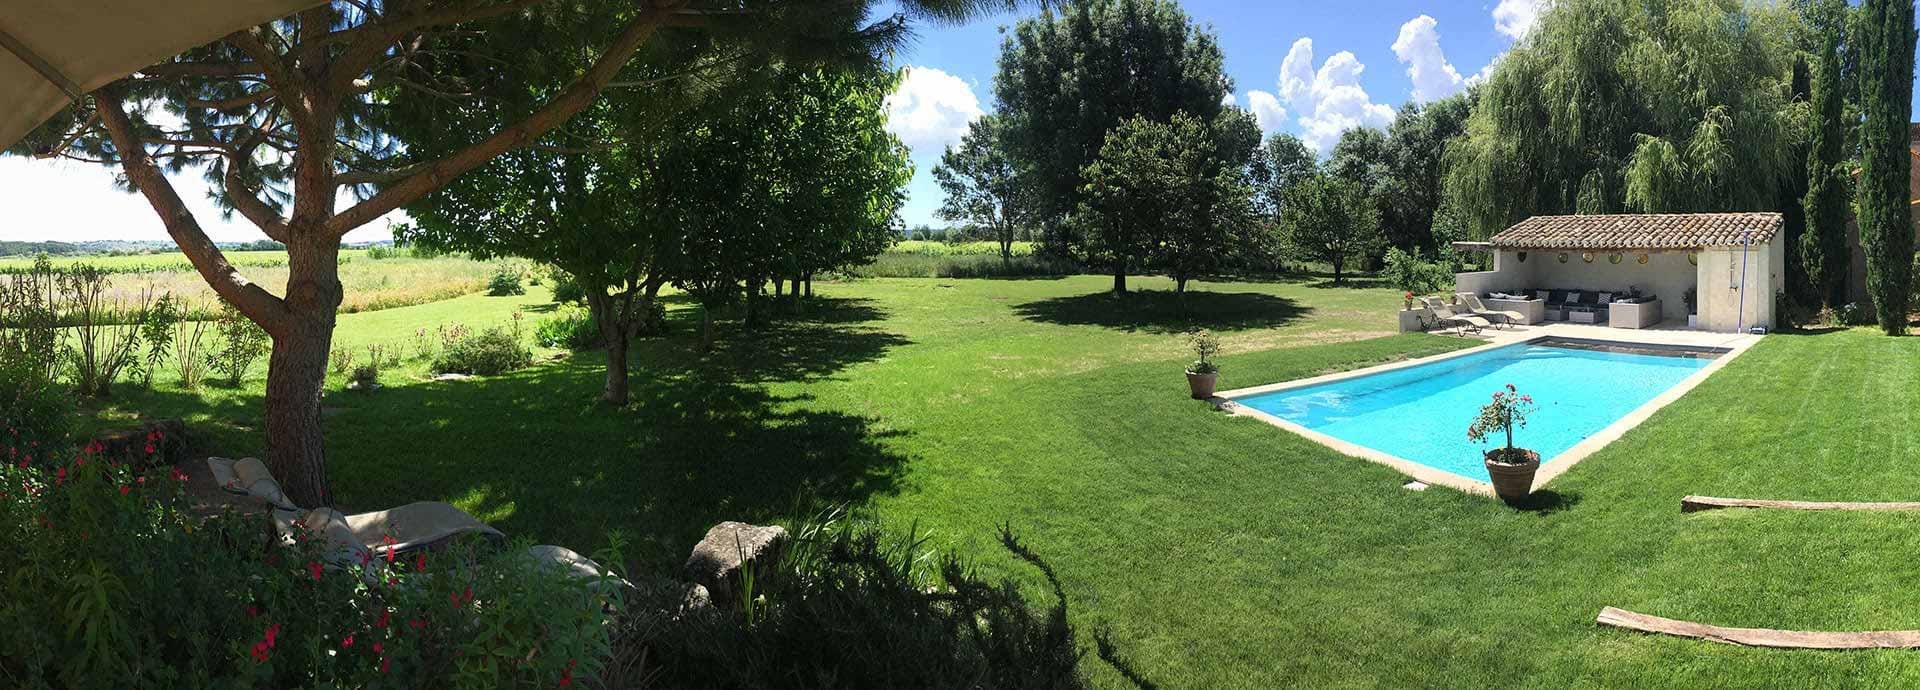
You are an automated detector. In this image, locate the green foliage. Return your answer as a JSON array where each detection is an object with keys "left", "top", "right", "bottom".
[
  {"left": 208, "top": 302, "right": 268, "bottom": 388},
  {"left": 1377, "top": 96, "right": 1474, "bottom": 251},
  {"left": 0, "top": 448, "right": 617, "bottom": 688},
  {"left": 1187, "top": 329, "right": 1221, "bottom": 375},
  {"left": 851, "top": 252, "right": 1079, "bottom": 279},
  {"left": 1078, "top": 111, "right": 1261, "bottom": 291},
  {"left": 432, "top": 325, "right": 533, "bottom": 377},
  {"left": 1802, "top": 0, "right": 1854, "bottom": 310},
  {"left": 1445, "top": 0, "right": 1804, "bottom": 236},
  {"left": 618, "top": 516, "right": 1115, "bottom": 689},
  {"left": 1278, "top": 175, "right": 1383, "bottom": 283},
  {"left": 536, "top": 305, "right": 601, "bottom": 351},
  {"left": 1381, "top": 247, "right": 1458, "bottom": 294},
  {"left": 364, "top": 245, "right": 403, "bottom": 260},
  {"left": 548, "top": 267, "right": 585, "bottom": 305},
  {"left": 1855, "top": 0, "right": 1915, "bottom": 334},
  {"left": 136, "top": 294, "right": 180, "bottom": 387},
  {"left": 995, "top": 0, "right": 1232, "bottom": 243},
  {"left": 935, "top": 115, "right": 1033, "bottom": 263},
  {"left": 57, "top": 265, "right": 146, "bottom": 398},
  {"left": 1467, "top": 383, "right": 1537, "bottom": 452},
  {"left": 486, "top": 263, "right": 526, "bottom": 297}
]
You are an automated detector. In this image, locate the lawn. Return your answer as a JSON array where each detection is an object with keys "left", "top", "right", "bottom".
[{"left": 79, "top": 272, "right": 1920, "bottom": 688}]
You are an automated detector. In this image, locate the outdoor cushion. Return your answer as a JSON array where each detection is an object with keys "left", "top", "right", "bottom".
[
  {"left": 206, "top": 457, "right": 298, "bottom": 510},
  {"left": 273, "top": 507, "right": 374, "bottom": 566},
  {"left": 1598, "top": 292, "right": 1614, "bottom": 304},
  {"left": 345, "top": 502, "right": 507, "bottom": 555},
  {"left": 1533, "top": 290, "right": 1549, "bottom": 302},
  {"left": 1566, "top": 291, "right": 1584, "bottom": 305}
]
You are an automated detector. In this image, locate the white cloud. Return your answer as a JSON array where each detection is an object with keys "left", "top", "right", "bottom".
[
  {"left": 1245, "top": 91, "right": 1288, "bottom": 134},
  {"left": 1493, "top": 0, "right": 1547, "bottom": 41},
  {"left": 0, "top": 156, "right": 396, "bottom": 243},
  {"left": 1273, "top": 38, "right": 1396, "bottom": 156},
  {"left": 1220, "top": 92, "right": 1237, "bottom": 107},
  {"left": 883, "top": 66, "right": 984, "bottom": 154},
  {"left": 1391, "top": 15, "right": 1465, "bottom": 103}
]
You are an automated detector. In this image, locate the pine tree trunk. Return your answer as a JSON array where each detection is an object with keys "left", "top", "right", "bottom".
[{"left": 267, "top": 238, "right": 343, "bottom": 507}]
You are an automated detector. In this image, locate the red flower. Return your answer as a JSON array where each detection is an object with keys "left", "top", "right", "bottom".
[
  {"left": 463, "top": 587, "right": 473, "bottom": 603},
  {"left": 266, "top": 623, "right": 281, "bottom": 648},
  {"left": 381, "top": 656, "right": 391, "bottom": 673},
  {"left": 144, "top": 443, "right": 156, "bottom": 456},
  {"left": 118, "top": 485, "right": 130, "bottom": 496},
  {"left": 1506, "top": 383, "right": 1516, "bottom": 392},
  {"left": 413, "top": 552, "right": 427, "bottom": 572},
  {"left": 373, "top": 642, "right": 383, "bottom": 654},
  {"left": 170, "top": 467, "right": 189, "bottom": 482},
  {"left": 341, "top": 634, "right": 354, "bottom": 648},
  {"left": 54, "top": 467, "right": 65, "bottom": 485},
  {"left": 410, "top": 618, "right": 425, "bottom": 630},
  {"left": 247, "top": 605, "right": 259, "bottom": 618},
  {"left": 383, "top": 536, "right": 397, "bottom": 563},
  {"left": 251, "top": 640, "right": 270, "bottom": 663},
  {"left": 376, "top": 611, "right": 390, "bottom": 628},
  {"left": 559, "top": 658, "right": 578, "bottom": 687},
  {"left": 308, "top": 562, "right": 323, "bottom": 581}
]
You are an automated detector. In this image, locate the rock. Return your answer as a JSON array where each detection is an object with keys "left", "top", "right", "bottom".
[{"left": 682, "top": 521, "right": 787, "bottom": 606}]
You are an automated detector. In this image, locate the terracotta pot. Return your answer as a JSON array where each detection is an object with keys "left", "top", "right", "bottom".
[
  {"left": 1186, "top": 371, "right": 1218, "bottom": 399},
  {"left": 1483, "top": 448, "right": 1541, "bottom": 502}
]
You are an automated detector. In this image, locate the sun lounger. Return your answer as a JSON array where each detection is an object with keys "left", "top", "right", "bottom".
[
  {"left": 1421, "top": 297, "right": 1491, "bottom": 335},
  {"left": 210, "top": 457, "right": 506, "bottom": 563},
  {"left": 1457, "top": 293, "right": 1526, "bottom": 328}
]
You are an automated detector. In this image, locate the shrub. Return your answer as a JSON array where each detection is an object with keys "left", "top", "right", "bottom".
[
  {"left": 536, "top": 305, "right": 600, "bottom": 351},
  {"left": 1381, "top": 247, "right": 1456, "bottom": 294},
  {"left": 0, "top": 446, "right": 619, "bottom": 689},
  {"left": 548, "top": 267, "right": 585, "bottom": 305},
  {"left": 487, "top": 263, "right": 525, "bottom": 296},
  {"left": 609, "top": 515, "right": 1133, "bottom": 690},
  {"left": 137, "top": 293, "right": 180, "bottom": 387},
  {"left": 59, "top": 265, "right": 148, "bottom": 397},
  {"left": 172, "top": 318, "right": 212, "bottom": 390},
  {"left": 432, "top": 325, "right": 532, "bottom": 376},
  {"left": 1187, "top": 329, "right": 1220, "bottom": 375},
  {"left": 364, "top": 244, "right": 402, "bottom": 260},
  {"left": 208, "top": 302, "right": 269, "bottom": 387},
  {"left": 0, "top": 361, "right": 69, "bottom": 466}
]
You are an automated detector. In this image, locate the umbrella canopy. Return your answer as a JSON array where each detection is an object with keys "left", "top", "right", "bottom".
[{"left": 0, "top": 0, "right": 325, "bottom": 149}]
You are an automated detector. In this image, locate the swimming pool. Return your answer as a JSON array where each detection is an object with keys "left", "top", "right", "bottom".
[{"left": 1230, "top": 339, "right": 1722, "bottom": 483}]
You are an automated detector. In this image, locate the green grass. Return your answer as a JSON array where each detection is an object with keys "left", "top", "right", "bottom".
[{"left": 76, "top": 272, "right": 1920, "bottom": 687}]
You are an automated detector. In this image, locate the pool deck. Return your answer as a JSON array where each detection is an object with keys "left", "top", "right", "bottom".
[{"left": 1211, "top": 323, "right": 1764, "bottom": 496}]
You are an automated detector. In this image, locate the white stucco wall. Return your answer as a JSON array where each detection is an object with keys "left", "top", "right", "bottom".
[
  {"left": 1696, "top": 238, "right": 1781, "bottom": 332},
  {"left": 1456, "top": 249, "right": 1698, "bottom": 323}
]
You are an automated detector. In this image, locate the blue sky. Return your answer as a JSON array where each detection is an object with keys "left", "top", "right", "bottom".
[{"left": 881, "top": 0, "right": 1547, "bottom": 228}]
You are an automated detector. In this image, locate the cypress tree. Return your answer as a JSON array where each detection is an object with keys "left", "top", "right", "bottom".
[
  {"left": 1856, "top": 0, "right": 1916, "bottom": 334},
  {"left": 1802, "top": 0, "right": 1853, "bottom": 309}
]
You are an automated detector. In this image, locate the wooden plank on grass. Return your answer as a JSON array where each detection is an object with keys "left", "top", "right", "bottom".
[
  {"left": 1596, "top": 607, "right": 1920, "bottom": 650},
  {"left": 1681, "top": 495, "right": 1920, "bottom": 513}
]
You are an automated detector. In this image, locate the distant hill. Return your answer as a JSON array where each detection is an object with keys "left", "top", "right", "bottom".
[{"left": 0, "top": 238, "right": 391, "bottom": 258}]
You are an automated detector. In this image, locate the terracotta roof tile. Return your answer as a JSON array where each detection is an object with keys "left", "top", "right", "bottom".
[{"left": 1488, "top": 213, "right": 1782, "bottom": 250}]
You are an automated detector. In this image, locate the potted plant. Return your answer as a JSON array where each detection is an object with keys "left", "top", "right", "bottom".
[
  {"left": 1185, "top": 329, "right": 1221, "bottom": 399},
  {"left": 1683, "top": 287, "right": 1698, "bottom": 328},
  {"left": 1468, "top": 383, "right": 1540, "bottom": 502},
  {"left": 1403, "top": 291, "right": 1416, "bottom": 310}
]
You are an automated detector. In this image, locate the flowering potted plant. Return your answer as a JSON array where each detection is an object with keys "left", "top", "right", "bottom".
[
  {"left": 1185, "top": 329, "right": 1221, "bottom": 399},
  {"left": 1403, "top": 291, "right": 1416, "bottom": 310},
  {"left": 1468, "top": 383, "right": 1540, "bottom": 501}
]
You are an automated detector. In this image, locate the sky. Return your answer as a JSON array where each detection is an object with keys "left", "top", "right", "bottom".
[
  {"left": 1, "top": 0, "right": 1911, "bottom": 243},
  {"left": 880, "top": 0, "right": 1550, "bottom": 229}
]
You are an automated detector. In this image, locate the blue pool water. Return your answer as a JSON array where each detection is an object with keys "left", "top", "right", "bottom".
[{"left": 1232, "top": 340, "right": 1717, "bottom": 482}]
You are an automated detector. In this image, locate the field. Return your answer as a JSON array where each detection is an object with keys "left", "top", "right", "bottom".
[
  {"left": 1, "top": 249, "right": 505, "bottom": 317},
  {"left": 67, "top": 262, "right": 1920, "bottom": 688}
]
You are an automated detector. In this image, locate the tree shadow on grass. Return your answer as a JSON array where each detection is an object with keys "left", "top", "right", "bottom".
[
  {"left": 1302, "top": 276, "right": 1390, "bottom": 290},
  {"left": 321, "top": 362, "right": 913, "bottom": 570},
  {"left": 1012, "top": 289, "right": 1309, "bottom": 334},
  {"left": 644, "top": 297, "right": 907, "bottom": 384}
]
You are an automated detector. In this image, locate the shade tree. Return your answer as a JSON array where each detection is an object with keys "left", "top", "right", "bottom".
[
  {"left": 933, "top": 115, "right": 1032, "bottom": 268},
  {"left": 1277, "top": 175, "right": 1382, "bottom": 284}
]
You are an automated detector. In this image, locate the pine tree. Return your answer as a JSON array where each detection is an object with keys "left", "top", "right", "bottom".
[
  {"left": 1856, "top": 0, "right": 1916, "bottom": 334},
  {"left": 1802, "top": 0, "right": 1853, "bottom": 309}
]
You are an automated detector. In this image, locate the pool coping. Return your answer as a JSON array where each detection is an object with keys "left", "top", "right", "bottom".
[{"left": 1210, "top": 329, "right": 1762, "bottom": 496}]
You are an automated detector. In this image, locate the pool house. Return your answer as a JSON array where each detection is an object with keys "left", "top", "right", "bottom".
[{"left": 1451, "top": 212, "right": 1785, "bottom": 333}]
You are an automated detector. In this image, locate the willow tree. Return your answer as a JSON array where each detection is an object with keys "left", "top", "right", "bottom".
[
  {"left": 1444, "top": 0, "right": 1804, "bottom": 237},
  {"left": 4, "top": 0, "right": 1018, "bottom": 507},
  {"left": 1856, "top": 0, "right": 1916, "bottom": 334},
  {"left": 1802, "top": 0, "right": 1854, "bottom": 309}
]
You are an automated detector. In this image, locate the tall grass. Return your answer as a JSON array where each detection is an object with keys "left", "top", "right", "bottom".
[
  {"left": 851, "top": 241, "right": 1072, "bottom": 279},
  {"left": 888, "top": 240, "right": 1038, "bottom": 257}
]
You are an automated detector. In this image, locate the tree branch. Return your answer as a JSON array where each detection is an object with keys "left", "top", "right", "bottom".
[
  {"left": 94, "top": 88, "right": 291, "bottom": 333},
  {"left": 327, "top": 3, "right": 683, "bottom": 235}
]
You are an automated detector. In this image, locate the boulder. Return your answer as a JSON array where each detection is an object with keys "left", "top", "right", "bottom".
[{"left": 682, "top": 521, "right": 787, "bottom": 606}]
